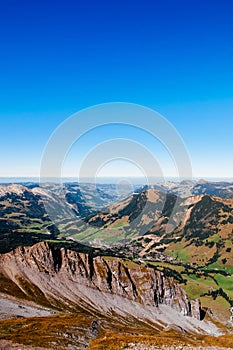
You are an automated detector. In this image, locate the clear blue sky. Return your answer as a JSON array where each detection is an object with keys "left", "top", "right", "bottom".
[{"left": 0, "top": 0, "right": 233, "bottom": 178}]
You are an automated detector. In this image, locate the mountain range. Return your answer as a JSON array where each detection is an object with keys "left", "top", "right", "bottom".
[{"left": 0, "top": 181, "right": 232, "bottom": 349}]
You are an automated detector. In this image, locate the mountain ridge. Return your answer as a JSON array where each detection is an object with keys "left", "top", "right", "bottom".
[
  {"left": 0, "top": 182, "right": 233, "bottom": 348},
  {"left": 0, "top": 242, "right": 219, "bottom": 332}
]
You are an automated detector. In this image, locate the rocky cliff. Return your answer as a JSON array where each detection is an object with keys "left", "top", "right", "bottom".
[{"left": 0, "top": 242, "right": 199, "bottom": 320}]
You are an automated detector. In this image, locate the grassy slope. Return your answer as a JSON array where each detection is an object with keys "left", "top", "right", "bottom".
[
  {"left": 0, "top": 312, "right": 232, "bottom": 350},
  {"left": 146, "top": 260, "right": 233, "bottom": 322}
]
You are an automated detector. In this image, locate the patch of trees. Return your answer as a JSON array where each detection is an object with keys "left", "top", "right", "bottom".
[{"left": 201, "top": 288, "right": 233, "bottom": 307}]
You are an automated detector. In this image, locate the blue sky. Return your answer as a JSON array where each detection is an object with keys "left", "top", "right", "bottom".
[{"left": 0, "top": 0, "right": 233, "bottom": 178}]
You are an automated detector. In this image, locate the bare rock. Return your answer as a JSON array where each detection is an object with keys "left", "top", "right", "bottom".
[
  {"left": 190, "top": 299, "right": 201, "bottom": 320},
  {"left": 0, "top": 242, "right": 202, "bottom": 321}
]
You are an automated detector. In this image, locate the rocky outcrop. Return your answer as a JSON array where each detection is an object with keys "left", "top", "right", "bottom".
[
  {"left": 190, "top": 299, "right": 201, "bottom": 320},
  {"left": 0, "top": 242, "right": 200, "bottom": 320}
]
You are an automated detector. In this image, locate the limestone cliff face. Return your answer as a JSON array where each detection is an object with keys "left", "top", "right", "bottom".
[{"left": 0, "top": 242, "right": 198, "bottom": 319}]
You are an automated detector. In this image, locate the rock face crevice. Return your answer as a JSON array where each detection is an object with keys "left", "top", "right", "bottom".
[
  {"left": 103, "top": 260, "right": 113, "bottom": 291},
  {"left": 0, "top": 242, "right": 200, "bottom": 319},
  {"left": 50, "top": 246, "right": 62, "bottom": 272}
]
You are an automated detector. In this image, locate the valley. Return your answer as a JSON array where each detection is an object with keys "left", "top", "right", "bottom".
[{"left": 0, "top": 180, "right": 232, "bottom": 349}]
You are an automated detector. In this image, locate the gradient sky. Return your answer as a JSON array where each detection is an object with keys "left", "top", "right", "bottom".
[{"left": 0, "top": 0, "right": 233, "bottom": 178}]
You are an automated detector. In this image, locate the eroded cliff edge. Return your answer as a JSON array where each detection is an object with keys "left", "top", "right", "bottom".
[{"left": 0, "top": 241, "right": 203, "bottom": 321}]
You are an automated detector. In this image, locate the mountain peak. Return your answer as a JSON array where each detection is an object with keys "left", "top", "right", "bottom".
[
  {"left": 0, "top": 184, "right": 29, "bottom": 197},
  {"left": 198, "top": 179, "right": 208, "bottom": 184}
]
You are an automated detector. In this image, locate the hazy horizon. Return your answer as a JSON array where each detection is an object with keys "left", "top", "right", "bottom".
[{"left": 1, "top": 176, "right": 233, "bottom": 185}]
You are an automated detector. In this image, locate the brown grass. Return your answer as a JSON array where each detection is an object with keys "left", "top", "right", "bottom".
[
  {"left": 89, "top": 334, "right": 186, "bottom": 350},
  {"left": 0, "top": 311, "right": 233, "bottom": 349},
  {"left": 89, "top": 332, "right": 233, "bottom": 350},
  {"left": 0, "top": 313, "right": 94, "bottom": 348},
  {"left": 204, "top": 334, "right": 233, "bottom": 348}
]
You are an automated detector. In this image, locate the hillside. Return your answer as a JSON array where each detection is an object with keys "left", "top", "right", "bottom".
[
  {"left": 75, "top": 187, "right": 233, "bottom": 324},
  {"left": 0, "top": 182, "right": 137, "bottom": 253},
  {"left": 0, "top": 181, "right": 232, "bottom": 348},
  {"left": 0, "top": 241, "right": 223, "bottom": 349}
]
